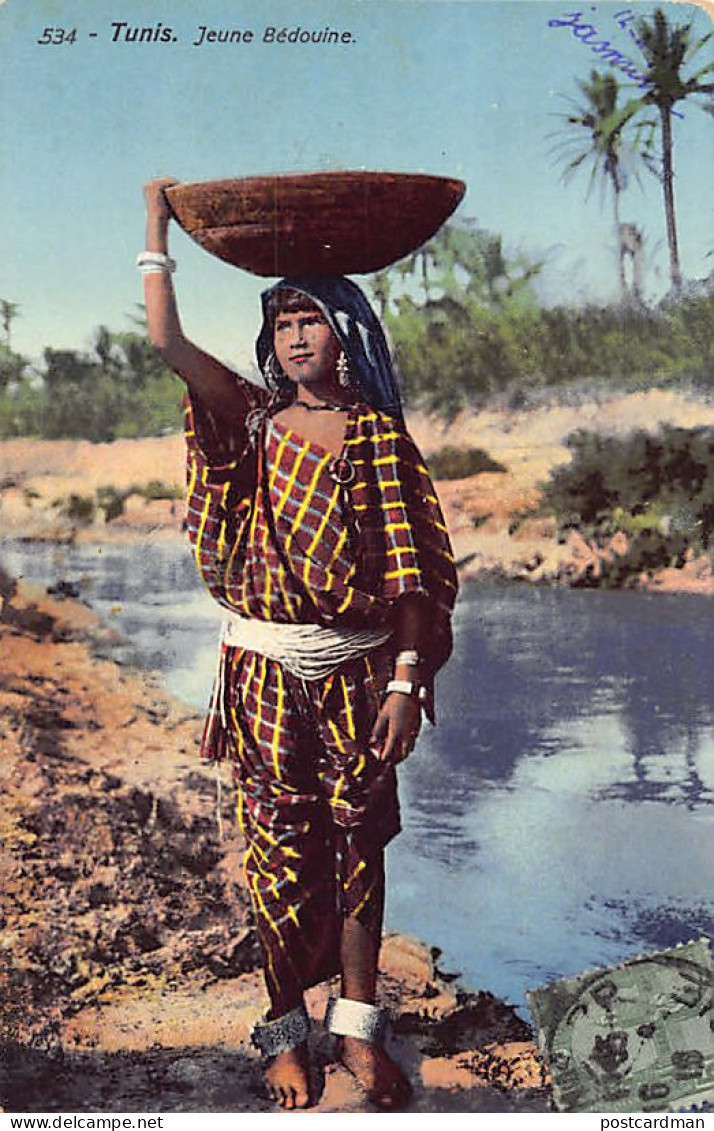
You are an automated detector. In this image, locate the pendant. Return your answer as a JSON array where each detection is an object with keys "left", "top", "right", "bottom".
[
  {"left": 329, "top": 455, "right": 356, "bottom": 486},
  {"left": 294, "top": 399, "right": 350, "bottom": 413}
]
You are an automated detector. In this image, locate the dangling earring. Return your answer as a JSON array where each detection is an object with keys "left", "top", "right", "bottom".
[
  {"left": 263, "top": 351, "right": 276, "bottom": 387},
  {"left": 336, "top": 351, "right": 351, "bottom": 388},
  {"left": 264, "top": 351, "right": 291, "bottom": 396}
]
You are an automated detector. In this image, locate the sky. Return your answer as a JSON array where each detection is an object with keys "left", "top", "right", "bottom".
[{"left": 1, "top": 0, "right": 713, "bottom": 369}]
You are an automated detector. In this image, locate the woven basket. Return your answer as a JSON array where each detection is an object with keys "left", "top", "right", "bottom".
[{"left": 165, "top": 171, "right": 465, "bottom": 276}]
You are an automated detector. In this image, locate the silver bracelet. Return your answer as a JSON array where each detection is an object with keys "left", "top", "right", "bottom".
[
  {"left": 136, "top": 251, "right": 176, "bottom": 273},
  {"left": 385, "top": 678, "right": 427, "bottom": 703},
  {"left": 394, "top": 649, "right": 420, "bottom": 668}
]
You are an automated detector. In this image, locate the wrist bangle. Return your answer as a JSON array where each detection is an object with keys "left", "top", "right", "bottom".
[
  {"left": 136, "top": 251, "right": 176, "bottom": 273},
  {"left": 394, "top": 649, "right": 420, "bottom": 668},
  {"left": 385, "top": 679, "right": 427, "bottom": 704}
]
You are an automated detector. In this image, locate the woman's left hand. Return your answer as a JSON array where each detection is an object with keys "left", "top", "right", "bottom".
[{"left": 370, "top": 692, "right": 422, "bottom": 764}]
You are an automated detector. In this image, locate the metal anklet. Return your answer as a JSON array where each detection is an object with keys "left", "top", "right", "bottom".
[
  {"left": 324, "top": 997, "right": 390, "bottom": 1045},
  {"left": 251, "top": 1003, "right": 310, "bottom": 1056}
]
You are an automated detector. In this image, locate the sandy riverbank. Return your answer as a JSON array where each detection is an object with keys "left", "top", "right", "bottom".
[
  {"left": 2, "top": 388, "right": 713, "bottom": 594},
  {"left": 0, "top": 571, "right": 550, "bottom": 1113}
]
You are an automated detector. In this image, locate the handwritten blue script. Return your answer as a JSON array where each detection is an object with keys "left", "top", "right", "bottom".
[{"left": 548, "top": 10, "right": 652, "bottom": 89}]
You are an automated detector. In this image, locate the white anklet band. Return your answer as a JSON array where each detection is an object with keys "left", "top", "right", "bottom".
[{"left": 324, "top": 997, "right": 390, "bottom": 1044}]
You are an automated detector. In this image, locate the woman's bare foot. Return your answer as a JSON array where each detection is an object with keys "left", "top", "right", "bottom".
[
  {"left": 266, "top": 1043, "right": 311, "bottom": 1109},
  {"left": 340, "top": 1035, "right": 412, "bottom": 1110}
]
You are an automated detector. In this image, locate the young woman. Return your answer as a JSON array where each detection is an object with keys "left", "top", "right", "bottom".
[{"left": 140, "top": 177, "right": 458, "bottom": 1110}]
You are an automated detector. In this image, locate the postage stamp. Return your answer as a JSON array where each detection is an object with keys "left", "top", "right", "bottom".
[{"left": 527, "top": 939, "right": 714, "bottom": 1113}]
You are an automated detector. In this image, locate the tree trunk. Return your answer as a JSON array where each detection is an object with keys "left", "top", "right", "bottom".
[
  {"left": 612, "top": 181, "right": 628, "bottom": 304},
  {"left": 420, "top": 249, "right": 430, "bottom": 303},
  {"left": 660, "top": 103, "right": 682, "bottom": 293}
]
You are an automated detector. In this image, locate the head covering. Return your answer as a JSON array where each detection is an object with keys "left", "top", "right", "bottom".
[{"left": 256, "top": 275, "right": 403, "bottom": 420}]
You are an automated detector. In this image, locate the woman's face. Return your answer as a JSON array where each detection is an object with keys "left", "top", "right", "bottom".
[{"left": 273, "top": 304, "right": 342, "bottom": 388}]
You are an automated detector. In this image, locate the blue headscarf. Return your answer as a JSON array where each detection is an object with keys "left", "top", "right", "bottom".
[{"left": 255, "top": 275, "right": 403, "bottom": 421}]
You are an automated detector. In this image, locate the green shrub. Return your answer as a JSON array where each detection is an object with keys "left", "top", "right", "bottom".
[
  {"left": 137, "top": 479, "right": 183, "bottom": 502},
  {"left": 543, "top": 425, "right": 714, "bottom": 581},
  {"left": 428, "top": 445, "right": 506, "bottom": 480},
  {"left": 96, "top": 486, "right": 126, "bottom": 523},
  {"left": 56, "top": 493, "right": 96, "bottom": 524},
  {"left": 545, "top": 425, "right": 714, "bottom": 543}
]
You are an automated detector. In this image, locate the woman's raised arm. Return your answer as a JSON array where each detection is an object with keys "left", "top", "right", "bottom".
[{"left": 141, "top": 178, "right": 252, "bottom": 422}]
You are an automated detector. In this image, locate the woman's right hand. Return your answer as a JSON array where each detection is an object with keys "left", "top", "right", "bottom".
[{"left": 143, "top": 177, "right": 179, "bottom": 225}]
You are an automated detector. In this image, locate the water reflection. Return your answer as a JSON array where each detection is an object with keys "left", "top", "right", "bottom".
[
  {"left": 3, "top": 545, "right": 713, "bottom": 1011},
  {"left": 1, "top": 540, "right": 223, "bottom": 704},
  {"left": 390, "top": 583, "right": 714, "bottom": 1008}
]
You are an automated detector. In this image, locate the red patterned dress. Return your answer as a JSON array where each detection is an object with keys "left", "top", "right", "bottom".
[{"left": 184, "top": 387, "right": 457, "bottom": 1002}]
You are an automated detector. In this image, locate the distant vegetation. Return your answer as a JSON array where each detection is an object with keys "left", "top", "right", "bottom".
[
  {"left": 1, "top": 218, "right": 713, "bottom": 442},
  {"left": 376, "top": 222, "right": 714, "bottom": 418},
  {"left": 1, "top": 276, "right": 712, "bottom": 440},
  {"left": 0, "top": 315, "right": 184, "bottom": 442},
  {"left": 50, "top": 480, "right": 183, "bottom": 526}
]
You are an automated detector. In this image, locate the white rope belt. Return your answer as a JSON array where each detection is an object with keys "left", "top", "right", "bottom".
[{"left": 219, "top": 611, "right": 392, "bottom": 681}]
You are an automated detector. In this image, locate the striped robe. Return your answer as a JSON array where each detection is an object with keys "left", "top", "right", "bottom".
[{"left": 185, "top": 390, "right": 457, "bottom": 1003}]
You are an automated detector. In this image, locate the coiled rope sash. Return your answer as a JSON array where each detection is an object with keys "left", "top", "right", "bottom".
[{"left": 220, "top": 611, "right": 392, "bottom": 681}]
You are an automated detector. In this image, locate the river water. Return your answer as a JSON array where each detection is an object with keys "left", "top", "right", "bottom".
[{"left": 4, "top": 538, "right": 714, "bottom": 1013}]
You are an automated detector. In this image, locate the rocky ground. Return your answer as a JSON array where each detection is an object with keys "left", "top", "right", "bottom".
[{"left": 0, "top": 572, "right": 550, "bottom": 1113}]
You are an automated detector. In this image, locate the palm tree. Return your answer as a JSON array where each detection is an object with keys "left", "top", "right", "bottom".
[
  {"left": 369, "top": 269, "right": 393, "bottom": 320},
  {"left": 550, "top": 70, "right": 641, "bottom": 301},
  {"left": 1, "top": 300, "right": 20, "bottom": 350},
  {"left": 394, "top": 245, "right": 434, "bottom": 304},
  {"left": 636, "top": 8, "right": 714, "bottom": 292}
]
